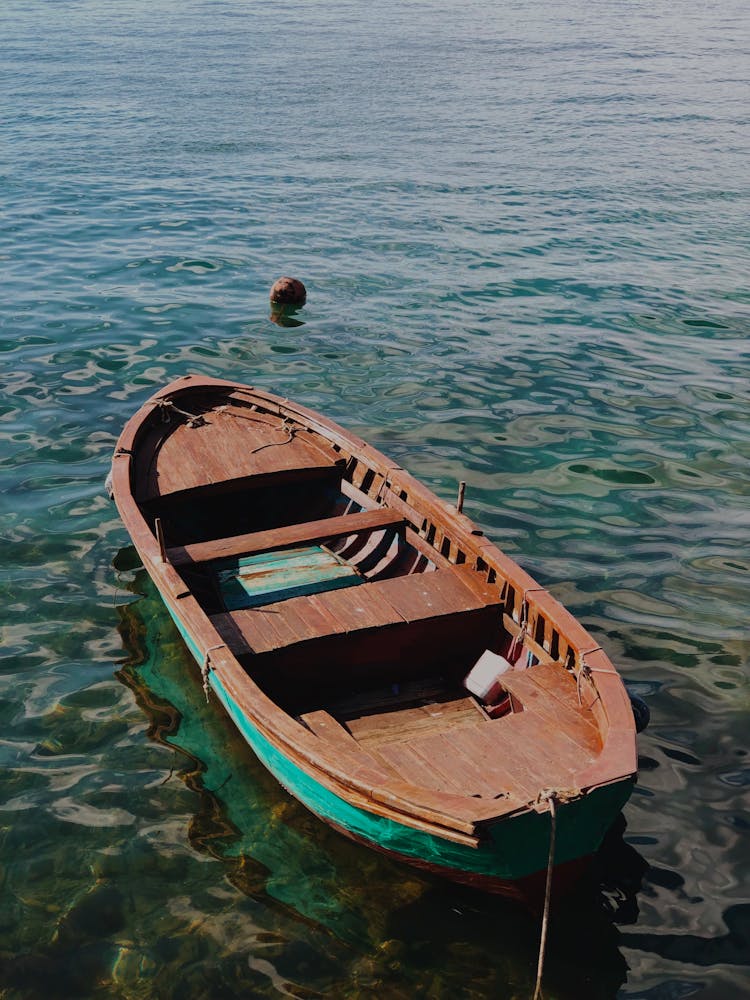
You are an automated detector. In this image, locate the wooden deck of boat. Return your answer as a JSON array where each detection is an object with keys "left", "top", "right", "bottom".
[
  {"left": 137, "top": 399, "right": 341, "bottom": 502},
  {"left": 300, "top": 662, "right": 603, "bottom": 803}
]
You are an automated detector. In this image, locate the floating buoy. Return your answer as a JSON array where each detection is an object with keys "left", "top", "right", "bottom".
[{"left": 270, "top": 276, "right": 306, "bottom": 307}]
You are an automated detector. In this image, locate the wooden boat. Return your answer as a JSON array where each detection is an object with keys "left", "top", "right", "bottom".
[{"left": 110, "top": 374, "right": 637, "bottom": 902}]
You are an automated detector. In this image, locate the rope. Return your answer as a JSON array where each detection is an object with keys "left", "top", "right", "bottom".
[
  {"left": 154, "top": 399, "right": 205, "bottom": 427},
  {"left": 532, "top": 793, "right": 558, "bottom": 1000},
  {"left": 508, "top": 598, "right": 528, "bottom": 664},
  {"left": 249, "top": 418, "right": 297, "bottom": 454},
  {"left": 158, "top": 396, "right": 298, "bottom": 452},
  {"left": 575, "top": 653, "right": 609, "bottom": 707},
  {"left": 201, "top": 645, "right": 224, "bottom": 702}
]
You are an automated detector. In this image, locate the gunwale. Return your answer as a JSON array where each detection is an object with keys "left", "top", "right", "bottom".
[{"left": 111, "top": 373, "right": 637, "bottom": 872}]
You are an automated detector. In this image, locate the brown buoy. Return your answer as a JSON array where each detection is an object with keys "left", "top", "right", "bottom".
[{"left": 270, "top": 276, "right": 306, "bottom": 307}]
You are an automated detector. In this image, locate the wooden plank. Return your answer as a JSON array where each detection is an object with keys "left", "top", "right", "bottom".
[
  {"left": 217, "top": 547, "right": 360, "bottom": 610},
  {"left": 259, "top": 596, "right": 336, "bottom": 645},
  {"left": 169, "top": 508, "right": 405, "bottom": 567},
  {"left": 252, "top": 605, "right": 305, "bottom": 649},
  {"left": 345, "top": 697, "right": 481, "bottom": 747},
  {"left": 286, "top": 593, "right": 346, "bottom": 639},
  {"left": 435, "top": 734, "right": 523, "bottom": 800},
  {"left": 403, "top": 527, "right": 453, "bottom": 570},
  {"left": 339, "top": 477, "right": 378, "bottom": 510},
  {"left": 500, "top": 663, "right": 602, "bottom": 748},
  {"left": 301, "top": 710, "right": 358, "bottom": 747},
  {"left": 356, "top": 581, "right": 406, "bottom": 625},
  {"left": 368, "top": 571, "right": 475, "bottom": 623},
  {"left": 453, "top": 563, "right": 503, "bottom": 604},
  {"left": 519, "top": 689, "right": 601, "bottom": 754},
  {"left": 407, "top": 732, "right": 507, "bottom": 799},
  {"left": 426, "top": 568, "right": 500, "bottom": 613},
  {"left": 471, "top": 716, "right": 582, "bottom": 793},
  {"left": 374, "top": 742, "right": 467, "bottom": 795},
  {"left": 210, "top": 608, "right": 284, "bottom": 655},
  {"left": 495, "top": 711, "right": 598, "bottom": 773},
  {"left": 498, "top": 676, "right": 602, "bottom": 755},
  {"left": 436, "top": 727, "right": 539, "bottom": 802},
  {"left": 512, "top": 660, "right": 583, "bottom": 711},
  {"left": 313, "top": 583, "right": 404, "bottom": 632}
]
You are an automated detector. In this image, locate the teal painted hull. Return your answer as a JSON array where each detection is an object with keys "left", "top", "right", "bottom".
[{"left": 164, "top": 601, "right": 633, "bottom": 890}]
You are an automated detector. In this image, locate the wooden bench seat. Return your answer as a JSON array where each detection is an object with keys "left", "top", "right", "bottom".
[
  {"left": 168, "top": 508, "right": 405, "bottom": 567},
  {"left": 209, "top": 566, "right": 503, "bottom": 700}
]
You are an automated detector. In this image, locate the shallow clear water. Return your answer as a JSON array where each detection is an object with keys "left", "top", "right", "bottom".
[{"left": 1, "top": 1, "right": 748, "bottom": 996}]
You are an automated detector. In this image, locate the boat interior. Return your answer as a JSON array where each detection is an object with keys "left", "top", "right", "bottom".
[{"left": 133, "top": 389, "right": 604, "bottom": 800}]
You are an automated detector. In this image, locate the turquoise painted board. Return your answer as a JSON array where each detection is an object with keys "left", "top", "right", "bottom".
[{"left": 215, "top": 544, "right": 362, "bottom": 610}]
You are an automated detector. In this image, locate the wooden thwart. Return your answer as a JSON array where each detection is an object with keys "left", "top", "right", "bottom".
[
  {"left": 168, "top": 508, "right": 405, "bottom": 566},
  {"left": 210, "top": 567, "right": 501, "bottom": 658}
]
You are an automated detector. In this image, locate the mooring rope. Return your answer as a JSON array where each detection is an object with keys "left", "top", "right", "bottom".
[
  {"left": 215, "top": 405, "right": 300, "bottom": 454},
  {"left": 532, "top": 793, "right": 558, "bottom": 1000}
]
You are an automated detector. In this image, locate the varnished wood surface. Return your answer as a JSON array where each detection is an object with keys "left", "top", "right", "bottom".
[
  {"left": 499, "top": 661, "right": 602, "bottom": 752},
  {"left": 139, "top": 402, "right": 340, "bottom": 501},
  {"left": 345, "top": 695, "right": 483, "bottom": 748},
  {"left": 329, "top": 662, "right": 600, "bottom": 803}
]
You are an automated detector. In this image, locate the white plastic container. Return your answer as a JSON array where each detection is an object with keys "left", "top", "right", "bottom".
[{"left": 463, "top": 649, "right": 513, "bottom": 704}]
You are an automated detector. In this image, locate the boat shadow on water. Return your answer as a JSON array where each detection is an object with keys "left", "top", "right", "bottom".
[{"left": 113, "top": 551, "right": 651, "bottom": 998}]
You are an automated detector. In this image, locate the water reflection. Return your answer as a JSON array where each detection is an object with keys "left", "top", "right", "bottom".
[
  {"left": 269, "top": 303, "right": 306, "bottom": 328},
  {"left": 111, "top": 553, "right": 651, "bottom": 999}
]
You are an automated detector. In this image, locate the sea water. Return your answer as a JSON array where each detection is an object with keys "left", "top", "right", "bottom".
[{"left": 1, "top": 1, "right": 748, "bottom": 996}]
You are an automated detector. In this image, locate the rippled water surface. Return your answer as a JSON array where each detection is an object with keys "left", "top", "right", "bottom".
[{"left": 1, "top": 1, "right": 749, "bottom": 996}]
